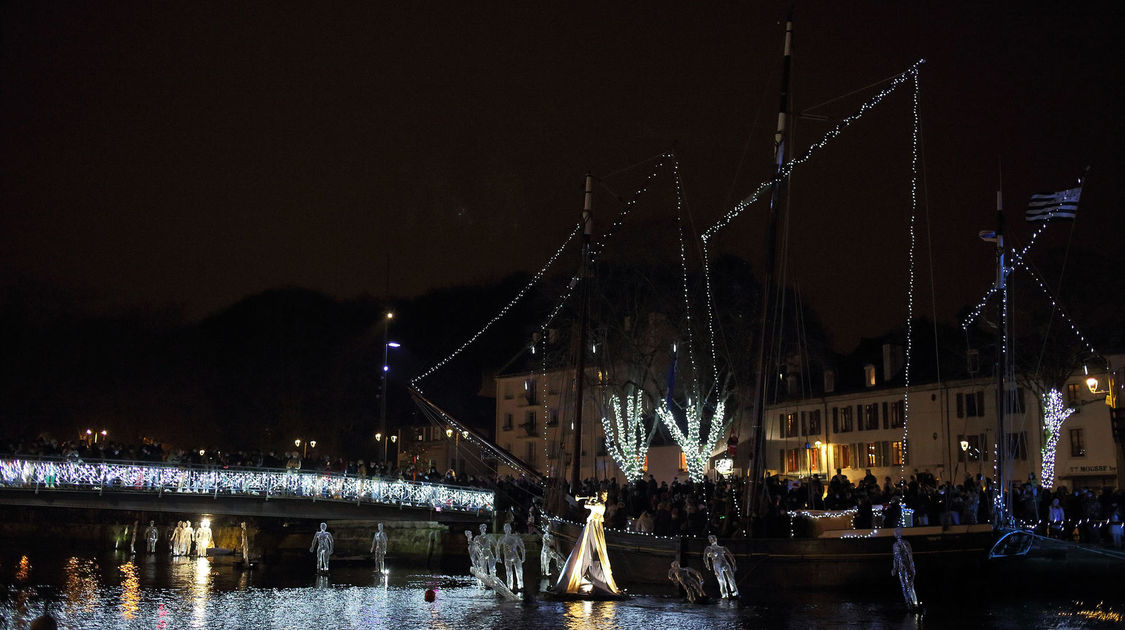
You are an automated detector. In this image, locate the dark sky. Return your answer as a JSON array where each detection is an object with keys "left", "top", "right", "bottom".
[{"left": 2, "top": 2, "right": 1122, "bottom": 352}]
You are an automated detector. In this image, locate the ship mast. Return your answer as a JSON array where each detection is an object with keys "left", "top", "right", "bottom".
[
  {"left": 748, "top": 12, "right": 793, "bottom": 521},
  {"left": 991, "top": 189, "right": 1012, "bottom": 526},
  {"left": 569, "top": 173, "right": 595, "bottom": 494}
]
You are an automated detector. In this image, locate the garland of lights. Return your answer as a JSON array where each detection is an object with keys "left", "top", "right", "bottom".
[
  {"left": 658, "top": 398, "right": 729, "bottom": 482},
  {"left": 412, "top": 223, "right": 582, "bottom": 389},
  {"left": 600, "top": 392, "right": 651, "bottom": 482},
  {"left": 1039, "top": 388, "right": 1075, "bottom": 489},
  {"left": 0, "top": 458, "right": 495, "bottom": 513},
  {"left": 701, "top": 60, "right": 925, "bottom": 242},
  {"left": 900, "top": 71, "right": 920, "bottom": 479}
]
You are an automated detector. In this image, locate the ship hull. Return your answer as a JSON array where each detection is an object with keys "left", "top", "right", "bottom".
[{"left": 548, "top": 519, "right": 995, "bottom": 592}]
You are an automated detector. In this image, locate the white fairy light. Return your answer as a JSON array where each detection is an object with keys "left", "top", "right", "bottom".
[
  {"left": 900, "top": 70, "right": 920, "bottom": 479},
  {"left": 1039, "top": 388, "right": 1075, "bottom": 489},
  {"left": 658, "top": 398, "right": 729, "bottom": 482},
  {"left": 702, "top": 60, "right": 925, "bottom": 241},
  {"left": 600, "top": 392, "right": 651, "bottom": 482}
]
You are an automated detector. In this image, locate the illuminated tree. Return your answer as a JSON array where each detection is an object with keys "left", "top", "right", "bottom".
[
  {"left": 601, "top": 391, "right": 650, "bottom": 482},
  {"left": 657, "top": 396, "right": 729, "bottom": 482},
  {"left": 1039, "top": 388, "right": 1074, "bottom": 489}
]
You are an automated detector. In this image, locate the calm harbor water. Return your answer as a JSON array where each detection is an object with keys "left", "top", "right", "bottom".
[{"left": 1, "top": 549, "right": 1122, "bottom": 629}]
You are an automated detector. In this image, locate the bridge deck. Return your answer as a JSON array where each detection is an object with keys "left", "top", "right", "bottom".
[{"left": 0, "top": 458, "right": 493, "bottom": 523}]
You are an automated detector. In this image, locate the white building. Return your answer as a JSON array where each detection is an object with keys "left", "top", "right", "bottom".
[
  {"left": 763, "top": 354, "right": 1122, "bottom": 491},
  {"left": 494, "top": 368, "right": 689, "bottom": 484}
]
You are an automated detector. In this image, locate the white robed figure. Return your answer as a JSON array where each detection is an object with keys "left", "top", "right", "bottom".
[
  {"left": 180, "top": 522, "right": 195, "bottom": 557},
  {"left": 551, "top": 492, "right": 621, "bottom": 595},
  {"left": 194, "top": 520, "right": 213, "bottom": 557}
]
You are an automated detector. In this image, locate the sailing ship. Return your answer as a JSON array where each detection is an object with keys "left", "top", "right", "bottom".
[{"left": 410, "top": 16, "right": 1121, "bottom": 596}]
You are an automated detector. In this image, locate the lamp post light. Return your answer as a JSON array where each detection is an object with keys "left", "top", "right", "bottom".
[{"left": 379, "top": 312, "right": 398, "bottom": 465}]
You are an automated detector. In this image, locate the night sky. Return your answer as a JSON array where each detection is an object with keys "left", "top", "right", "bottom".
[{"left": 3, "top": 3, "right": 1122, "bottom": 352}]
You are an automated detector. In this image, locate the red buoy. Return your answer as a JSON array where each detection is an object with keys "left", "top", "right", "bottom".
[{"left": 424, "top": 588, "right": 436, "bottom": 602}]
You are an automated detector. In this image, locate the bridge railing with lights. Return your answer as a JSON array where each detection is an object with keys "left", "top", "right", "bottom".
[{"left": 0, "top": 457, "right": 494, "bottom": 514}]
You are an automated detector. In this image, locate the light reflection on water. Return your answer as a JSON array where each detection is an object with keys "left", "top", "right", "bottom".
[{"left": 0, "top": 551, "right": 1122, "bottom": 630}]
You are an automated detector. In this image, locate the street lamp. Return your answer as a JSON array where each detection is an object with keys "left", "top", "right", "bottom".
[{"left": 379, "top": 311, "right": 397, "bottom": 465}]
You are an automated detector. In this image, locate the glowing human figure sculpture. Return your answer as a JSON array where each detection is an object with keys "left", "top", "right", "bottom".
[
  {"left": 478, "top": 523, "right": 498, "bottom": 577},
  {"left": 465, "top": 530, "right": 484, "bottom": 586},
  {"left": 371, "top": 522, "right": 389, "bottom": 575},
  {"left": 498, "top": 523, "right": 526, "bottom": 592},
  {"left": 170, "top": 522, "right": 184, "bottom": 556},
  {"left": 194, "top": 520, "right": 213, "bottom": 557},
  {"left": 180, "top": 521, "right": 195, "bottom": 557},
  {"left": 240, "top": 522, "right": 251, "bottom": 566},
  {"left": 668, "top": 560, "right": 706, "bottom": 603},
  {"left": 310, "top": 522, "right": 334, "bottom": 574},
  {"left": 891, "top": 528, "right": 920, "bottom": 609},
  {"left": 552, "top": 492, "right": 621, "bottom": 596},
  {"left": 145, "top": 521, "right": 159, "bottom": 553},
  {"left": 540, "top": 529, "right": 565, "bottom": 577},
  {"left": 704, "top": 534, "right": 739, "bottom": 598}
]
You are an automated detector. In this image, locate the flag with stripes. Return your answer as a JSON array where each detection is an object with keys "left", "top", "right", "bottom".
[{"left": 1026, "top": 186, "right": 1081, "bottom": 222}]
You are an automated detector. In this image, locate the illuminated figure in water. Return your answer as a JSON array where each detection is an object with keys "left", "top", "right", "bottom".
[
  {"left": 370, "top": 522, "right": 388, "bottom": 574},
  {"left": 145, "top": 521, "right": 159, "bottom": 553},
  {"left": 667, "top": 560, "right": 706, "bottom": 603},
  {"left": 891, "top": 528, "right": 920, "bottom": 609},
  {"left": 310, "top": 522, "right": 334, "bottom": 574},
  {"left": 181, "top": 521, "right": 195, "bottom": 557},
  {"left": 478, "top": 523, "right": 497, "bottom": 577},
  {"left": 475, "top": 525, "right": 497, "bottom": 579},
  {"left": 703, "top": 534, "right": 739, "bottom": 598},
  {"left": 194, "top": 520, "right": 213, "bottom": 557},
  {"left": 170, "top": 522, "right": 184, "bottom": 556},
  {"left": 465, "top": 530, "right": 483, "bottom": 586},
  {"left": 498, "top": 523, "right": 526, "bottom": 591},
  {"left": 540, "top": 529, "right": 565, "bottom": 577},
  {"left": 552, "top": 492, "right": 621, "bottom": 595}
]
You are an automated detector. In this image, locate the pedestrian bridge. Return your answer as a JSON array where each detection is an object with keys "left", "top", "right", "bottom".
[{"left": 0, "top": 457, "right": 493, "bottom": 524}]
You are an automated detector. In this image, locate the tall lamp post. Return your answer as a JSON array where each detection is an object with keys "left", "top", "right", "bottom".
[{"left": 379, "top": 311, "right": 395, "bottom": 465}]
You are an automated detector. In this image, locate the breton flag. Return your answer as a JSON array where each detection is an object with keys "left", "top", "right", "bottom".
[{"left": 1026, "top": 186, "right": 1081, "bottom": 222}]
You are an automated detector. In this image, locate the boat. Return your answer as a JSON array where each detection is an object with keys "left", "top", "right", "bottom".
[{"left": 409, "top": 15, "right": 1119, "bottom": 598}]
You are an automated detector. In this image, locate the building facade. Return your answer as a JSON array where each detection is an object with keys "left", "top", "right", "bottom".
[{"left": 763, "top": 361, "right": 1121, "bottom": 491}]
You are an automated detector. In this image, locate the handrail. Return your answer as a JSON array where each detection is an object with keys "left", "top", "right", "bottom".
[{"left": 0, "top": 456, "right": 494, "bottom": 514}]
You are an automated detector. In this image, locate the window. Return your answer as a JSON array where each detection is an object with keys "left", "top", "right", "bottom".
[
  {"left": 503, "top": 384, "right": 515, "bottom": 400},
  {"left": 526, "top": 441, "right": 536, "bottom": 466},
  {"left": 524, "top": 410, "right": 536, "bottom": 432},
  {"left": 1069, "top": 428, "right": 1086, "bottom": 457},
  {"left": 808, "top": 446, "right": 821, "bottom": 471},
  {"left": 781, "top": 413, "right": 799, "bottom": 438},
  {"left": 1066, "top": 383, "right": 1081, "bottom": 403},
  {"left": 808, "top": 409, "right": 822, "bottom": 436},
  {"left": 1005, "top": 432, "right": 1029, "bottom": 461},
  {"left": 679, "top": 451, "right": 688, "bottom": 472},
  {"left": 785, "top": 449, "right": 799, "bottom": 473},
  {"left": 800, "top": 411, "right": 808, "bottom": 436},
  {"left": 502, "top": 413, "right": 513, "bottom": 431},
  {"left": 547, "top": 409, "right": 559, "bottom": 427},
  {"left": 865, "top": 442, "right": 878, "bottom": 467},
  {"left": 957, "top": 434, "right": 983, "bottom": 462},
  {"left": 836, "top": 406, "right": 854, "bottom": 433},
  {"left": 957, "top": 391, "right": 986, "bottom": 418},
  {"left": 833, "top": 444, "right": 851, "bottom": 470},
  {"left": 864, "top": 364, "right": 876, "bottom": 387},
  {"left": 889, "top": 400, "right": 905, "bottom": 428},
  {"left": 864, "top": 404, "right": 880, "bottom": 431},
  {"left": 891, "top": 441, "right": 904, "bottom": 466},
  {"left": 525, "top": 379, "right": 538, "bottom": 405}
]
